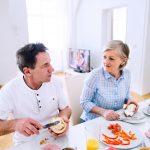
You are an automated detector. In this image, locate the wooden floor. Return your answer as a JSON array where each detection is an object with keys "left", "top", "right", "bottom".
[
  {"left": 0, "top": 92, "right": 150, "bottom": 150},
  {"left": 0, "top": 134, "right": 13, "bottom": 150}
]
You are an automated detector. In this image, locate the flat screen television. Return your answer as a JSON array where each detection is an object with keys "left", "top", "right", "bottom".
[{"left": 69, "top": 48, "right": 90, "bottom": 73}]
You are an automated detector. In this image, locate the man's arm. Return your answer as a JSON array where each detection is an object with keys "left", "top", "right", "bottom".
[
  {"left": 58, "top": 106, "right": 72, "bottom": 121},
  {"left": 0, "top": 119, "right": 15, "bottom": 136},
  {"left": 0, "top": 118, "right": 42, "bottom": 136}
]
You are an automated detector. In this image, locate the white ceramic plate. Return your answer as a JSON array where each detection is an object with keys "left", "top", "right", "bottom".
[
  {"left": 36, "top": 130, "right": 68, "bottom": 149},
  {"left": 121, "top": 117, "right": 146, "bottom": 124},
  {"left": 142, "top": 107, "right": 150, "bottom": 116},
  {"left": 117, "top": 109, "right": 146, "bottom": 124},
  {"left": 100, "top": 121, "right": 143, "bottom": 149}
]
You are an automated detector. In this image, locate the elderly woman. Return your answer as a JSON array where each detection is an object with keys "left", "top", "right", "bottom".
[{"left": 80, "top": 40, "right": 138, "bottom": 122}]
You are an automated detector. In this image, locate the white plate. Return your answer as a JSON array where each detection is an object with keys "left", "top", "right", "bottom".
[
  {"left": 36, "top": 130, "right": 68, "bottom": 149},
  {"left": 142, "top": 107, "right": 150, "bottom": 116},
  {"left": 100, "top": 121, "right": 143, "bottom": 149},
  {"left": 117, "top": 109, "right": 146, "bottom": 124},
  {"left": 144, "top": 137, "right": 150, "bottom": 147},
  {"left": 122, "top": 117, "right": 146, "bottom": 124}
]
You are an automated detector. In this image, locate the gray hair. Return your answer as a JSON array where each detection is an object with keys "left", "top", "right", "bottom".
[{"left": 103, "top": 40, "right": 130, "bottom": 70}]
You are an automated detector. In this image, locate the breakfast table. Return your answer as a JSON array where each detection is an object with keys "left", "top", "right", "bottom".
[{"left": 7, "top": 99, "right": 150, "bottom": 150}]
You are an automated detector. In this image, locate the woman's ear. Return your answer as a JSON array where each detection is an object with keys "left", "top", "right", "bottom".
[
  {"left": 121, "top": 61, "right": 125, "bottom": 65},
  {"left": 121, "top": 57, "right": 127, "bottom": 65}
]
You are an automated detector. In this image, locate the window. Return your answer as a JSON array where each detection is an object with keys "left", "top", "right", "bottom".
[
  {"left": 26, "top": 0, "right": 68, "bottom": 70},
  {"left": 112, "top": 7, "right": 127, "bottom": 42}
]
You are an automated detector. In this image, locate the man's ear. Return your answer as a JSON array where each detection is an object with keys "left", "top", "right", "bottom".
[{"left": 23, "top": 67, "right": 32, "bottom": 76}]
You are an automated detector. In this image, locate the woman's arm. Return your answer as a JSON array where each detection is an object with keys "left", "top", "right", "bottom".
[{"left": 90, "top": 106, "right": 120, "bottom": 120}]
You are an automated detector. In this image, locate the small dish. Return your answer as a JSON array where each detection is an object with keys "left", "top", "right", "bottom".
[
  {"left": 62, "top": 147, "right": 77, "bottom": 150},
  {"left": 117, "top": 109, "right": 146, "bottom": 124},
  {"left": 142, "top": 107, "right": 150, "bottom": 116}
]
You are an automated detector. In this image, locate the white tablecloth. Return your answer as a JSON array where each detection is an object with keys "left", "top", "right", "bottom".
[{"left": 7, "top": 99, "right": 150, "bottom": 150}]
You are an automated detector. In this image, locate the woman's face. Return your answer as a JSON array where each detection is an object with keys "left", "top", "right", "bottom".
[{"left": 102, "top": 50, "right": 124, "bottom": 76}]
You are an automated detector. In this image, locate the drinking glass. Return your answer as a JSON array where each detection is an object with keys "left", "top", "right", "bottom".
[{"left": 85, "top": 122, "right": 101, "bottom": 150}]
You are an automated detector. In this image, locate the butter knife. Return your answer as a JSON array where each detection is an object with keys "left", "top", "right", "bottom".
[{"left": 43, "top": 121, "right": 60, "bottom": 129}]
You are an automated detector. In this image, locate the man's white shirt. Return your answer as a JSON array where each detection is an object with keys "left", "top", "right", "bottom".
[{"left": 0, "top": 74, "right": 70, "bottom": 145}]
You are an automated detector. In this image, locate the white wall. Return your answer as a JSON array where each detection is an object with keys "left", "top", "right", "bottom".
[
  {"left": 70, "top": 0, "right": 150, "bottom": 95},
  {"left": 141, "top": 0, "right": 150, "bottom": 94},
  {"left": 0, "top": 0, "right": 150, "bottom": 95},
  {"left": 0, "top": 0, "right": 28, "bottom": 84}
]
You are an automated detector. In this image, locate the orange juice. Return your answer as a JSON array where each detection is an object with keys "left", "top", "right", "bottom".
[{"left": 86, "top": 138, "right": 99, "bottom": 150}]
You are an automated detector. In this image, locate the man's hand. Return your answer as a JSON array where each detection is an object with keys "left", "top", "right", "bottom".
[
  {"left": 102, "top": 109, "right": 120, "bottom": 120},
  {"left": 14, "top": 118, "right": 42, "bottom": 136},
  {"left": 48, "top": 116, "right": 69, "bottom": 137},
  {"left": 56, "top": 116, "right": 69, "bottom": 137}
]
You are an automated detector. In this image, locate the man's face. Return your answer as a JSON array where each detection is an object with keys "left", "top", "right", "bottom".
[{"left": 30, "top": 52, "right": 54, "bottom": 83}]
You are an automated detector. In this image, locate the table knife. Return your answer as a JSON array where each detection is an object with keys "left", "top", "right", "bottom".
[{"left": 43, "top": 121, "right": 60, "bottom": 129}]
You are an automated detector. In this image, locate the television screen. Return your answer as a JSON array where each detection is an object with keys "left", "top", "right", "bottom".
[{"left": 69, "top": 48, "right": 90, "bottom": 73}]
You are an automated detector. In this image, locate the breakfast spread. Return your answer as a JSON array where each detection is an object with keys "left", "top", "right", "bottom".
[
  {"left": 39, "top": 137, "right": 61, "bottom": 150},
  {"left": 102, "top": 123, "right": 137, "bottom": 146},
  {"left": 124, "top": 103, "right": 136, "bottom": 117},
  {"left": 40, "top": 138, "right": 49, "bottom": 145},
  {"left": 49, "top": 117, "right": 67, "bottom": 134}
]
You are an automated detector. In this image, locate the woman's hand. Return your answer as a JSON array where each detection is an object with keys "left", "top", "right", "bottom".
[
  {"left": 102, "top": 109, "right": 120, "bottom": 121},
  {"left": 126, "top": 99, "right": 139, "bottom": 112}
]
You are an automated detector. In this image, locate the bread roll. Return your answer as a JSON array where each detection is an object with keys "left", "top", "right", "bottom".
[
  {"left": 124, "top": 103, "right": 136, "bottom": 117},
  {"left": 49, "top": 117, "right": 66, "bottom": 134}
]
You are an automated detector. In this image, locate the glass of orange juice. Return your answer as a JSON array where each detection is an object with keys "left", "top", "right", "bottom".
[
  {"left": 86, "top": 138, "right": 99, "bottom": 150},
  {"left": 85, "top": 123, "right": 101, "bottom": 150}
]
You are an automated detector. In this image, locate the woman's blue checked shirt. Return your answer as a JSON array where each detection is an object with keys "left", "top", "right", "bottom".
[{"left": 80, "top": 67, "right": 131, "bottom": 121}]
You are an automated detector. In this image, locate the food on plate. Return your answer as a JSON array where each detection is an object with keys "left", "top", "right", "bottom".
[
  {"left": 102, "top": 123, "right": 137, "bottom": 146},
  {"left": 49, "top": 117, "right": 66, "bottom": 134},
  {"left": 107, "top": 123, "right": 121, "bottom": 133},
  {"left": 124, "top": 103, "right": 136, "bottom": 117},
  {"left": 42, "top": 143, "right": 61, "bottom": 150},
  {"left": 40, "top": 138, "right": 49, "bottom": 145},
  {"left": 145, "top": 129, "right": 150, "bottom": 139}
]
